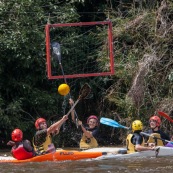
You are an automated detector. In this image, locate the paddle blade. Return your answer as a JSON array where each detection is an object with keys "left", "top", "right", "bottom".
[
  {"left": 100, "top": 118, "right": 120, "bottom": 128},
  {"left": 51, "top": 42, "right": 61, "bottom": 62},
  {"left": 100, "top": 117, "right": 119, "bottom": 125},
  {"left": 100, "top": 117, "right": 130, "bottom": 129},
  {"left": 79, "top": 83, "right": 91, "bottom": 99},
  {"left": 158, "top": 111, "right": 173, "bottom": 123}
]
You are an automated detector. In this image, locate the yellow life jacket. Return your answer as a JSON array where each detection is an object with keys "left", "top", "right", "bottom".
[
  {"left": 147, "top": 133, "right": 164, "bottom": 146},
  {"left": 33, "top": 135, "right": 52, "bottom": 154},
  {"left": 126, "top": 133, "right": 144, "bottom": 154},
  {"left": 80, "top": 133, "right": 98, "bottom": 149}
]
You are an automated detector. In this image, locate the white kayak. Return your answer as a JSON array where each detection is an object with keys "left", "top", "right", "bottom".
[
  {"left": 84, "top": 146, "right": 173, "bottom": 159},
  {"left": 83, "top": 147, "right": 126, "bottom": 154}
]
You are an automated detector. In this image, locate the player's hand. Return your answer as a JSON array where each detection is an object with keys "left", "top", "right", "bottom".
[
  {"left": 63, "top": 115, "right": 68, "bottom": 121},
  {"left": 78, "top": 120, "right": 82, "bottom": 126}
]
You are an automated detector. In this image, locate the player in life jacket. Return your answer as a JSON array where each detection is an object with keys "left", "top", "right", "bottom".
[
  {"left": 33, "top": 114, "right": 68, "bottom": 155},
  {"left": 7, "top": 129, "right": 35, "bottom": 160},
  {"left": 144, "top": 115, "right": 170, "bottom": 146},
  {"left": 78, "top": 115, "right": 99, "bottom": 149},
  {"left": 69, "top": 99, "right": 99, "bottom": 149},
  {"left": 126, "top": 120, "right": 155, "bottom": 154}
]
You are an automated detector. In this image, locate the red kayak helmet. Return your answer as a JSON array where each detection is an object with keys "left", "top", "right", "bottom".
[
  {"left": 11, "top": 129, "right": 23, "bottom": 142},
  {"left": 87, "top": 115, "right": 98, "bottom": 124},
  {"left": 35, "top": 118, "right": 46, "bottom": 130},
  {"left": 149, "top": 116, "right": 161, "bottom": 127}
]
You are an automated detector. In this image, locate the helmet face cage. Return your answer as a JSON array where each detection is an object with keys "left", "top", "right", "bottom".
[
  {"left": 149, "top": 116, "right": 161, "bottom": 127},
  {"left": 132, "top": 120, "right": 143, "bottom": 132},
  {"left": 11, "top": 129, "right": 23, "bottom": 142},
  {"left": 35, "top": 118, "right": 46, "bottom": 129}
]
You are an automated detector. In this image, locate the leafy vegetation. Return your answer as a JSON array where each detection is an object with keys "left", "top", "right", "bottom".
[{"left": 0, "top": 0, "right": 173, "bottom": 148}]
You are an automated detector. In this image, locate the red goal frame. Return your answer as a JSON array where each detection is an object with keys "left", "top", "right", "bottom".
[{"left": 45, "top": 21, "right": 114, "bottom": 79}]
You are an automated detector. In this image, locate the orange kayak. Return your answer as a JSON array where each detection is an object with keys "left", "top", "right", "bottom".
[{"left": 0, "top": 149, "right": 104, "bottom": 163}]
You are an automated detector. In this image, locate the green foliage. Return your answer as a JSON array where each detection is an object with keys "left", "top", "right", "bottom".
[
  {"left": 0, "top": 0, "right": 173, "bottom": 146},
  {"left": 0, "top": 0, "right": 80, "bottom": 143},
  {"left": 103, "top": 0, "right": 173, "bottom": 131}
]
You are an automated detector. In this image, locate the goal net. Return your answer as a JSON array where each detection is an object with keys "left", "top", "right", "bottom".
[{"left": 45, "top": 21, "right": 114, "bottom": 79}]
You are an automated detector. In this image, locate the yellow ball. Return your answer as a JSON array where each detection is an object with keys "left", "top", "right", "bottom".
[{"left": 58, "top": 84, "right": 70, "bottom": 96}]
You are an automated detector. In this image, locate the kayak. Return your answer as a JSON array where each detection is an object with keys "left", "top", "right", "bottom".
[
  {"left": 83, "top": 147, "right": 127, "bottom": 154},
  {"left": 0, "top": 147, "right": 125, "bottom": 163},
  {"left": 0, "top": 149, "right": 104, "bottom": 163},
  {"left": 1, "top": 146, "right": 173, "bottom": 163},
  {"left": 94, "top": 146, "right": 173, "bottom": 160}
]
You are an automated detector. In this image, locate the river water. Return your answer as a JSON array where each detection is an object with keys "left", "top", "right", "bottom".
[{"left": 0, "top": 150, "right": 173, "bottom": 173}]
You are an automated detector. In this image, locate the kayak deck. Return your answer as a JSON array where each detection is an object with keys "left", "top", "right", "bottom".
[
  {"left": 0, "top": 149, "right": 103, "bottom": 163},
  {"left": 95, "top": 146, "right": 173, "bottom": 160},
  {"left": 1, "top": 146, "right": 173, "bottom": 163}
]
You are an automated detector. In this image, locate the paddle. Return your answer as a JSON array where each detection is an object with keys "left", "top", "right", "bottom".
[
  {"left": 52, "top": 41, "right": 79, "bottom": 128},
  {"left": 140, "top": 132, "right": 173, "bottom": 144},
  {"left": 100, "top": 117, "right": 130, "bottom": 130},
  {"left": 158, "top": 111, "right": 173, "bottom": 123},
  {"left": 66, "top": 83, "right": 91, "bottom": 117}
]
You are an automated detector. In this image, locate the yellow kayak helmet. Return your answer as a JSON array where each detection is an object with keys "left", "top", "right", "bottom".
[{"left": 132, "top": 120, "right": 143, "bottom": 132}]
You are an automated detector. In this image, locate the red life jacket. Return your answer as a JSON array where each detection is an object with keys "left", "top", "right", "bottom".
[{"left": 12, "top": 143, "right": 34, "bottom": 160}]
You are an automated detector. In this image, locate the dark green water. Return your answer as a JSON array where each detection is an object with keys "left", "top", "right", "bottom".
[{"left": 0, "top": 150, "right": 173, "bottom": 173}]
